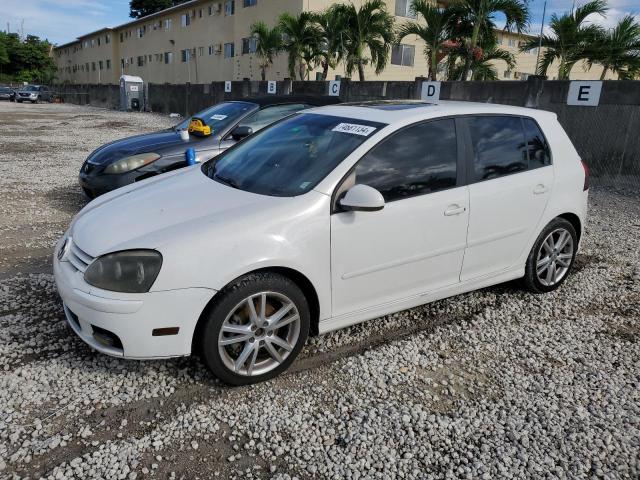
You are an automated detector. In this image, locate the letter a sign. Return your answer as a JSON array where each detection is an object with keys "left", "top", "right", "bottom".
[
  {"left": 567, "top": 81, "right": 602, "bottom": 106},
  {"left": 421, "top": 81, "right": 441, "bottom": 104}
]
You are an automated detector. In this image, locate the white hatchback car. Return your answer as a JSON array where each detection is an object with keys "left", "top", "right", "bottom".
[{"left": 54, "top": 101, "right": 589, "bottom": 385}]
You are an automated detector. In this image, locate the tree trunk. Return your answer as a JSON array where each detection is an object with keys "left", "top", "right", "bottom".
[
  {"left": 463, "top": 23, "right": 482, "bottom": 81},
  {"left": 261, "top": 67, "right": 266, "bottom": 81},
  {"left": 298, "top": 61, "right": 305, "bottom": 81},
  {"left": 322, "top": 61, "right": 329, "bottom": 81},
  {"left": 358, "top": 60, "right": 365, "bottom": 81},
  {"left": 429, "top": 49, "right": 437, "bottom": 81},
  {"left": 599, "top": 67, "right": 608, "bottom": 80}
]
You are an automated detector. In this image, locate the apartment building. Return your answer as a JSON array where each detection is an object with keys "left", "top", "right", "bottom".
[{"left": 53, "top": 0, "right": 613, "bottom": 85}]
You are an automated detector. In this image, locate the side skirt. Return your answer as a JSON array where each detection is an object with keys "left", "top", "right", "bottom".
[{"left": 318, "top": 267, "right": 524, "bottom": 335}]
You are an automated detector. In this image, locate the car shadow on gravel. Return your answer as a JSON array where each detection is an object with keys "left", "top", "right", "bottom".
[{"left": 45, "top": 184, "right": 88, "bottom": 215}]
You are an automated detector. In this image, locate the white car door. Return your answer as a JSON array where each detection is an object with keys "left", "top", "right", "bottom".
[
  {"left": 330, "top": 118, "right": 470, "bottom": 318},
  {"left": 461, "top": 115, "right": 554, "bottom": 281}
]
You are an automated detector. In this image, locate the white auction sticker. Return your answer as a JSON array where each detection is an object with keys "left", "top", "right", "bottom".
[
  {"left": 332, "top": 123, "right": 376, "bottom": 136},
  {"left": 210, "top": 114, "right": 227, "bottom": 121}
]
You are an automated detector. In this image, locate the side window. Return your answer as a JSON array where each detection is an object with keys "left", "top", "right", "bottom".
[
  {"left": 353, "top": 119, "right": 458, "bottom": 202},
  {"left": 469, "top": 116, "right": 527, "bottom": 182},
  {"left": 237, "top": 104, "right": 308, "bottom": 133},
  {"left": 523, "top": 118, "right": 551, "bottom": 169}
]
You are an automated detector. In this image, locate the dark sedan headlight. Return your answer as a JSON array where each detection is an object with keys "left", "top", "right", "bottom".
[
  {"left": 84, "top": 250, "right": 162, "bottom": 293},
  {"left": 104, "top": 153, "right": 161, "bottom": 174}
]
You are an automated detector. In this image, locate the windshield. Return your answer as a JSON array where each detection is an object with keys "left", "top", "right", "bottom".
[
  {"left": 23, "top": 86, "right": 39, "bottom": 92},
  {"left": 175, "top": 101, "right": 257, "bottom": 133},
  {"left": 202, "top": 113, "right": 386, "bottom": 197}
]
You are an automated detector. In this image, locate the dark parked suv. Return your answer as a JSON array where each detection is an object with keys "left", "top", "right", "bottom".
[
  {"left": 16, "top": 85, "right": 54, "bottom": 103},
  {"left": 0, "top": 86, "right": 16, "bottom": 101}
]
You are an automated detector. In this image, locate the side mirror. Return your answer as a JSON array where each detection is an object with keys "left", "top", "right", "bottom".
[
  {"left": 231, "top": 125, "right": 253, "bottom": 141},
  {"left": 339, "top": 184, "right": 385, "bottom": 212}
]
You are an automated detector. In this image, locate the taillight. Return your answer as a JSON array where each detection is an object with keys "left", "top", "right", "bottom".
[{"left": 581, "top": 160, "right": 589, "bottom": 191}]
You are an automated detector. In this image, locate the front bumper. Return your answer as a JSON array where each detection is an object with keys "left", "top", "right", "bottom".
[
  {"left": 78, "top": 168, "right": 141, "bottom": 198},
  {"left": 54, "top": 240, "right": 215, "bottom": 359}
]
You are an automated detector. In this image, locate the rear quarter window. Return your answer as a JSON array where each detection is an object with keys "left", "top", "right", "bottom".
[{"left": 523, "top": 118, "right": 552, "bottom": 169}]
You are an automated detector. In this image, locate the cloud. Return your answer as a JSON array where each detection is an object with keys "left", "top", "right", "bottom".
[{"left": 0, "top": 0, "right": 130, "bottom": 44}]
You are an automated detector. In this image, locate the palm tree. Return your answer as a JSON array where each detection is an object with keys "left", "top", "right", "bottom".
[
  {"left": 340, "top": 0, "right": 395, "bottom": 81},
  {"left": 396, "top": 0, "right": 455, "bottom": 80},
  {"left": 451, "top": 0, "right": 529, "bottom": 80},
  {"left": 449, "top": 41, "right": 515, "bottom": 80},
  {"left": 312, "top": 5, "right": 349, "bottom": 80},
  {"left": 588, "top": 15, "right": 640, "bottom": 80},
  {"left": 520, "top": 0, "right": 607, "bottom": 80},
  {"left": 278, "top": 12, "right": 322, "bottom": 80},
  {"left": 250, "top": 21, "right": 282, "bottom": 81}
]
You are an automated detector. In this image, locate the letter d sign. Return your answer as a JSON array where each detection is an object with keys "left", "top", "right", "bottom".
[{"left": 421, "top": 81, "right": 441, "bottom": 104}]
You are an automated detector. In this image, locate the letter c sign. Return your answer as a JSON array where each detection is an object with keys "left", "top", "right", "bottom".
[{"left": 329, "top": 80, "right": 341, "bottom": 96}]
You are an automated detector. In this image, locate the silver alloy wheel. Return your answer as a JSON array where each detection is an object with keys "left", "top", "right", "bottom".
[
  {"left": 218, "top": 291, "right": 301, "bottom": 377},
  {"left": 536, "top": 227, "right": 574, "bottom": 287}
]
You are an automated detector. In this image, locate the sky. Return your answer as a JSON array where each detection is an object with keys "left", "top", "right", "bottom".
[{"left": 0, "top": 0, "right": 639, "bottom": 46}]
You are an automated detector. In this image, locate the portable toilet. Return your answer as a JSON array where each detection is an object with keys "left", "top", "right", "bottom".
[{"left": 119, "top": 75, "right": 144, "bottom": 111}]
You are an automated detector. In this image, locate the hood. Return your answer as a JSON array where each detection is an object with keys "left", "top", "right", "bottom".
[
  {"left": 86, "top": 130, "right": 208, "bottom": 165},
  {"left": 71, "top": 167, "right": 286, "bottom": 256}
]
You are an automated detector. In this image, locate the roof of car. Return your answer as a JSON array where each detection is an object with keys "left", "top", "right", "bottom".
[
  {"left": 230, "top": 95, "right": 341, "bottom": 108},
  {"left": 307, "top": 100, "right": 555, "bottom": 124}
]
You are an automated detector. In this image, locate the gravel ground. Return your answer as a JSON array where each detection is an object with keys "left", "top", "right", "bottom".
[{"left": 0, "top": 102, "right": 638, "bottom": 480}]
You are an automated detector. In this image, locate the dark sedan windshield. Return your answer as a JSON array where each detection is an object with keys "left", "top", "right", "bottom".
[
  {"left": 175, "top": 101, "right": 257, "bottom": 133},
  {"left": 202, "top": 113, "right": 386, "bottom": 197}
]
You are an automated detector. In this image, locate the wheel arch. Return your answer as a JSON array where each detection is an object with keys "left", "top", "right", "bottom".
[
  {"left": 191, "top": 266, "right": 321, "bottom": 355},
  {"left": 557, "top": 212, "right": 582, "bottom": 244}
]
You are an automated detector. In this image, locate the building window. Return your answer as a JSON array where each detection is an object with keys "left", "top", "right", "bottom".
[
  {"left": 137, "top": 56, "right": 144, "bottom": 66},
  {"left": 91, "top": 39, "right": 95, "bottom": 47},
  {"left": 91, "top": 62, "right": 96, "bottom": 71},
  {"left": 106, "top": 59, "right": 111, "bottom": 69},
  {"left": 395, "top": 0, "right": 416, "bottom": 18},
  {"left": 121, "top": 58, "right": 125, "bottom": 69},
  {"left": 99, "top": 60, "right": 103, "bottom": 70},
  {"left": 137, "top": 27, "right": 146, "bottom": 38},
  {"left": 390, "top": 44, "right": 415, "bottom": 66},
  {"left": 224, "top": 42, "right": 235, "bottom": 58},
  {"left": 181, "top": 14, "right": 190, "bottom": 27},
  {"left": 105, "top": 34, "right": 110, "bottom": 44},
  {"left": 165, "top": 19, "right": 172, "bottom": 30},
  {"left": 164, "top": 52, "right": 173, "bottom": 64},
  {"left": 198, "top": 46, "right": 205, "bottom": 56},
  {"left": 181, "top": 49, "right": 190, "bottom": 62},
  {"left": 504, "top": 70, "right": 512, "bottom": 78},
  {"left": 120, "top": 32, "right": 124, "bottom": 42},
  {"left": 208, "top": 44, "right": 214, "bottom": 55},
  {"left": 97, "top": 37, "right": 101, "bottom": 46},
  {"left": 508, "top": 38, "right": 516, "bottom": 47},
  {"left": 225, "top": 0, "right": 235, "bottom": 16},
  {"left": 243, "top": 0, "right": 257, "bottom": 6},
  {"left": 242, "top": 37, "right": 258, "bottom": 54}
]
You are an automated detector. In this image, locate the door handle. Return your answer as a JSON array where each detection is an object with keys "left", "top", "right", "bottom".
[
  {"left": 444, "top": 205, "right": 466, "bottom": 216},
  {"left": 533, "top": 184, "right": 548, "bottom": 195}
]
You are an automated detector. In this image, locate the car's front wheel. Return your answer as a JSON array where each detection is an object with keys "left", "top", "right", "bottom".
[
  {"left": 523, "top": 218, "right": 577, "bottom": 293},
  {"left": 200, "top": 272, "right": 310, "bottom": 385}
]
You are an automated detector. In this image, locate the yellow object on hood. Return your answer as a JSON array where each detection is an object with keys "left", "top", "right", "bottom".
[{"left": 188, "top": 117, "right": 211, "bottom": 136}]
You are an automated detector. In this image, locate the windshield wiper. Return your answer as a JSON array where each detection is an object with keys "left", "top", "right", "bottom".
[{"left": 213, "top": 173, "right": 240, "bottom": 189}]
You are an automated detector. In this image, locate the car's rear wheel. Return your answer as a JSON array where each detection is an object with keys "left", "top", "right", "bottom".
[
  {"left": 200, "top": 272, "right": 310, "bottom": 385},
  {"left": 523, "top": 218, "right": 577, "bottom": 293}
]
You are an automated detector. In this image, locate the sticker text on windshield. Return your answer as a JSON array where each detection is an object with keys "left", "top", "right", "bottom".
[{"left": 332, "top": 123, "right": 377, "bottom": 137}]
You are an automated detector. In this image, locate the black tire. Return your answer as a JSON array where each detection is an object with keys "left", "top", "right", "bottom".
[
  {"left": 522, "top": 218, "right": 577, "bottom": 293},
  {"left": 200, "top": 272, "right": 310, "bottom": 386}
]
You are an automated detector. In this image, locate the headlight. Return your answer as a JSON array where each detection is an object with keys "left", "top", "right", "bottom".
[
  {"left": 84, "top": 250, "right": 162, "bottom": 293},
  {"left": 104, "top": 153, "right": 161, "bottom": 174}
]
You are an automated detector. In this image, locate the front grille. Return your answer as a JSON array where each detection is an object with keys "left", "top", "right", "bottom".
[
  {"left": 67, "top": 240, "right": 95, "bottom": 273},
  {"left": 19, "top": 93, "right": 30, "bottom": 97}
]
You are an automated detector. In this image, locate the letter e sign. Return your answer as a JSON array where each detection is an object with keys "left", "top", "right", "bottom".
[{"left": 567, "top": 81, "right": 602, "bottom": 106}]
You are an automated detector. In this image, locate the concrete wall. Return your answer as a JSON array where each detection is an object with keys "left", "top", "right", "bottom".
[{"left": 55, "top": 78, "right": 640, "bottom": 185}]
